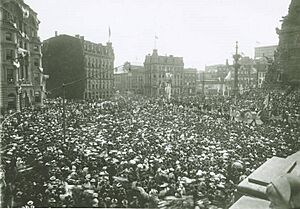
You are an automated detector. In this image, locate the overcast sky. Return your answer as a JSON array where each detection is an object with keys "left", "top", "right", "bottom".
[{"left": 26, "top": 0, "right": 291, "bottom": 70}]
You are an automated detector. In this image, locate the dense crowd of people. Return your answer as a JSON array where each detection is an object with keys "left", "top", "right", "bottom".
[{"left": 1, "top": 86, "right": 299, "bottom": 208}]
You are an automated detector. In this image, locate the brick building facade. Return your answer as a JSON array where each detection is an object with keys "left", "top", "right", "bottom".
[{"left": 42, "top": 34, "right": 114, "bottom": 100}]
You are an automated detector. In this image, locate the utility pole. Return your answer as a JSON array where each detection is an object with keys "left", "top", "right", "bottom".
[{"left": 233, "top": 41, "right": 241, "bottom": 96}]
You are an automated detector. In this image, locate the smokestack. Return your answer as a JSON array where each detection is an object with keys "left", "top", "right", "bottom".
[{"left": 55, "top": 31, "right": 58, "bottom": 37}]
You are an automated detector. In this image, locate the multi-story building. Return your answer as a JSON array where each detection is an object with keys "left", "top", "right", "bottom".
[
  {"left": 0, "top": 0, "right": 46, "bottom": 114},
  {"left": 254, "top": 57, "right": 269, "bottom": 88},
  {"left": 114, "top": 63, "right": 145, "bottom": 94},
  {"left": 238, "top": 56, "right": 257, "bottom": 91},
  {"left": 203, "top": 63, "right": 231, "bottom": 95},
  {"left": 144, "top": 49, "right": 196, "bottom": 97},
  {"left": 254, "top": 45, "right": 278, "bottom": 59},
  {"left": 204, "top": 57, "right": 262, "bottom": 95},
  {"left": 42, "top": 34, "right": 114, "bottom": 100},
  {"left": 183, "top": 68, "right": 197, "bottom": 95}
]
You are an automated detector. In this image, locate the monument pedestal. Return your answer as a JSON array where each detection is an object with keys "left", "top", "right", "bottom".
[{"left": 229, "top": 151, "right": 300, "bottom": 209}]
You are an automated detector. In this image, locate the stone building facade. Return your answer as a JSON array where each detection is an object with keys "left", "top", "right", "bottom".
[
  {"left": 42, "top": 34, "right": 114, "bottom": 100},
  {"left": 144, "top": 49, "right": 196, "bottom": 97},
  {"left": 0, "top": 0, "right": 46, "bottom": 114},
  {"left": 82, "top": 38, "right": 114, "bottom": 99}
]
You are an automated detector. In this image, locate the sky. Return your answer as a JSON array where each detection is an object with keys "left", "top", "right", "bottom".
[{"left": 25, "top": 0, "right": 291, "bottom": 70}]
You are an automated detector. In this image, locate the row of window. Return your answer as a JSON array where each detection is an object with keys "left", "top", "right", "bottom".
[
  {"left": 85, "top": 56, "right": 113, "bottom": 69},
  {"left": 145, "top": 65, "right": 183, "bottom": 71},
  {"left": 146, "top": 74, "right": 187, "bottom": 79},
  {"left": 87, "top": 70, "right": 113, "bottom": 79},
  {"left": 4, "top": 32, "right": 40, "bottom": 51},
  {"left": 4, "top": 49, "right": 40, "bottom": 65},
  {"left": 86, "top": 82, "right": 112, "bottom": 90},
  {"left": 84, "top": 44, "right": 109, "bottom": 55},
  {"left": 6, "top": 67, "right": 40, "bottom": 85}
]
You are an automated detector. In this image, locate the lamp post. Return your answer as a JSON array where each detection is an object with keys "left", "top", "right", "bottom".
[{"left": 233, "top": 41, "right": 241, "bottom": 96}]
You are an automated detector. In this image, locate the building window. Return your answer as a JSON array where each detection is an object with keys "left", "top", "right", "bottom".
[
  {"left": 34, "top": 73, "right": 39, "bottom": 84},
  {"left": 33, "top": 45, "right": 39, "bottom": 52},
  {"left": 7, "top": 93, "right": 16, "bottom": 110},
  {"left": 5, "top": 32, "right": 13, "bottom": 41},
  {"left": 7, "top": 69, "right": 14, "bottom": 84},
  {"left": 25, "top": 66, "right": 29, "bottom": 80},
  {"left": 6, "top": 49, "right": 14, "bottom": 61},
  {"left": 35, "top": 91, "right": 41, "bottom": 103},
  {"left": 34, "top": 59, "right": 39, "bottom": 67}
]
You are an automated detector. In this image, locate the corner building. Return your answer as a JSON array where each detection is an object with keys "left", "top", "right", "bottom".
[
  {"left": 42, "top": 34, "right": 114, "bottom": 100},
  {"left": 144, "top": 49, "right": 184, "bottom": 97},
  {"left": 0, "top": 0, "right": 46, "bottom": 113}
]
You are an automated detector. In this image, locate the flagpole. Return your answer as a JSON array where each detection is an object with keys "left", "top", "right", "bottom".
[{"left": 108, "top": 27, "right": 111, "bottom": 42}]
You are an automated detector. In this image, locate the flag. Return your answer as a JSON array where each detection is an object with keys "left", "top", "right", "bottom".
[
  {"left": 224, "top": 71, "right": 232, "bottom": 81},
  {"left": 13, "top": 60, "right": 20, "bottom": 68},
  {"left": 252, "top": 67, "right": 257, "bottom": 73},
  {"left": 108, "top": 27, "right": 111, "bottom": 40}
]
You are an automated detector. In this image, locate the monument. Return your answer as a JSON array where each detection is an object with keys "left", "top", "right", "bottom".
[{"left": 276, "top": 0, "right": 300, "bottom": 83}]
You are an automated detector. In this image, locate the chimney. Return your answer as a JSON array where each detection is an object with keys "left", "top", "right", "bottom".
[
  {"left": 80, "top": 36, "right": 84, "bottom": 40},
  {"left": 55, "top": 31, "right": 58, "bottom": 37},
  {"left": 75, "top": 34, "right": 80, "bottom": 38}
]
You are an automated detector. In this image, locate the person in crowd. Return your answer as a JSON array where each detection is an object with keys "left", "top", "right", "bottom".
[{"left": 1, "top": 86, "right": 299, "bottom": 208}]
